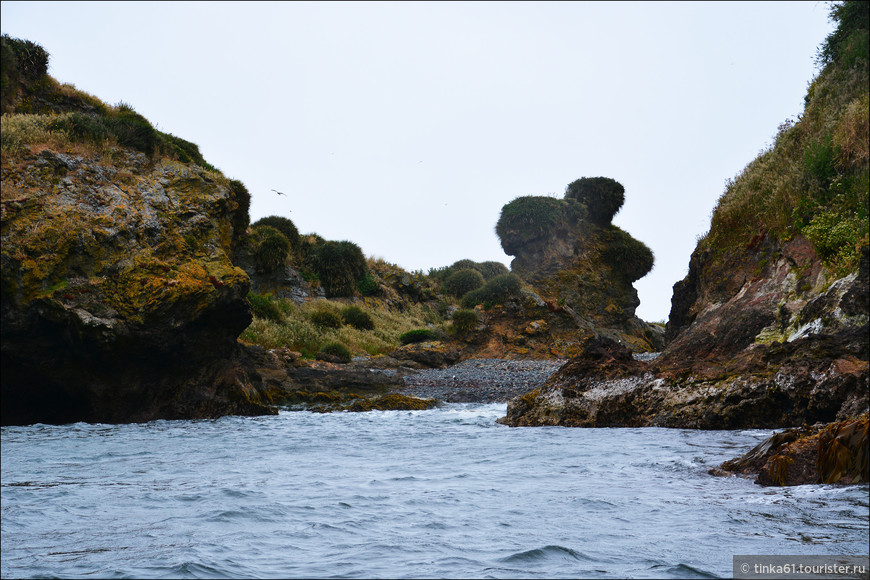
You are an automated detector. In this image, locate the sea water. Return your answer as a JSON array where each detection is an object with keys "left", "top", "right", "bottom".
[{"left": 1, "top": 403, "right": 868, "bottom": 579}]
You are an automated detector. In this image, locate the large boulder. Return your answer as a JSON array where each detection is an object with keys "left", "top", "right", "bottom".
[{"left": 1, "top": 148, "right": 275, "bottom": 424}]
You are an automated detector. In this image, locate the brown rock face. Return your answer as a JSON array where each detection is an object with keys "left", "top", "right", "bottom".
[
  {"left": 500, "top": 242, "right": 869, "bottom": 429},
  {"left": 1, "top": 148, "right": 275, "bottom": 424}
]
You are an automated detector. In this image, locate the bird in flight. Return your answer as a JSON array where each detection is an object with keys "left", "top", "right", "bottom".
[{"left": 271, "top": 189, "right": 286, "bottom": 196}]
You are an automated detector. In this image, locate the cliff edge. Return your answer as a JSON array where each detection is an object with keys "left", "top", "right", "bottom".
[{"left": 1, "top": 35, "right": 274, "bottom": 424}]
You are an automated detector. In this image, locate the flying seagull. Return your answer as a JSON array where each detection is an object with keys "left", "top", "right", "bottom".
[{"left": 271, "top": 189, "right": 286, "bottom": 196}]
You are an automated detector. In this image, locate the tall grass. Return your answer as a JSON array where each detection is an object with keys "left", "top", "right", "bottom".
[
  {"left": 240, "top": 294, "right": 447, "bottom": 358},
  {"left": 1, "top": 113, "right": 69, "bottom": 153},
  {"left": 700, "top": 10, "right": 868, "bottom": 277}
]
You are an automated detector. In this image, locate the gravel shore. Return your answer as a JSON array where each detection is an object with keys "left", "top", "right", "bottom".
[{"left": 392, "top": 358, "right": 568, "bottom": 403}]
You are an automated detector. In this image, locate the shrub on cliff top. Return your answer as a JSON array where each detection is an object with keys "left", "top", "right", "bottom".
[
  {"left": 1, "top": 36, "right": 24, "bottom": 114},
  {"left": 443, "top": 268, "right": 485, "bottom": 298},
  {"left": 45, "top": 104, "right": 159, "bottom": 157},
  {"left": 160, "top": 132, "right": 217, "bottom": 171},
  {"left": 228, "top": 180, "right": 251, "bottom": 244},
  {"left": 0, "top": 34, "right": 48, "bottom": 82},
  {"left": 496, "top": 196, "right": 568, "bottom": 255},
  {"left": 701, "top": 1, "right": 868, "bottom": 277},
  {"left": 565, "top": 177, "right": 625, "bottom": 225},
  {"left": 600, "top": 226, "right": 655, "bottom": 282},
  {"left": 252, "top": 225, "right": 290, "bottom": 274},
  {"left": 252, "top": 215, "right": 300, "bottom": 253},
  {"left": 816, "top": 0, "right": 869, "bottom": 68},
  {"left": 107, "top": 103, "right": 159, "bottom": 157},
  {"left": 0, "top": 38, "right": 46, "bottom": 101}
]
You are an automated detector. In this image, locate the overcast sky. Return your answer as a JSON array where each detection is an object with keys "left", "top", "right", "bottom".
[{"left": 1, "top": 1, "right": 835, "bottom": 321}]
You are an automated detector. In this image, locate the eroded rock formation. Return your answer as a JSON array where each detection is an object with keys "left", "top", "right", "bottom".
[{"left": 495, "top": 177, "right": 663, "bottom": 352}]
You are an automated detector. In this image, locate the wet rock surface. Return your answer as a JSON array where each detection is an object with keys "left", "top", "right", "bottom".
[{"left": 712, "top": 414, "right": 868, "bottom": 486}]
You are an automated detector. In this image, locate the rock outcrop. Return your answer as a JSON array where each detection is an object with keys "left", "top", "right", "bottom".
[
  {"left": 0, "top": 147, "right": 275, "bottom": 424},
  {"left": 495, "top": 178, "right": 663, "bottom": 353},
  {"left": 498, "top": 245, "right": 868, "bottom": 429},
  {"left": 711, "top": 414, "right": 868, "bottom": 486},
  {"left": 500, "top": 4, "right": 869, "bottom": 433}
]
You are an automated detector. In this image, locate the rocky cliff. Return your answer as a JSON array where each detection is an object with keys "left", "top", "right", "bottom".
[
  {"left": 500, "top": 1, "right": 869, "bottom": 432},
  {"left": 0, "top": 147, "right": 277, "bottom": 424},
  {"left": 0, "top": 36, "right": 277, "bottom": 424}
]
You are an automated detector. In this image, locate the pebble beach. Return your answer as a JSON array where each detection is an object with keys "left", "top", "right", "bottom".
[{"left": 393, "top": 358, "right": 568, "bottom": 403}]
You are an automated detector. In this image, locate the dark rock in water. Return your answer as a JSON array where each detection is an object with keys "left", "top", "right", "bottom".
[
  {"left": 712, "top": 414, "right": 868, "bottom": 486},
  {"left": 1, "top": 149, "right": 274, "bottom": 425},
  {"left": 550, "top": 336, "right": 646, "bottom": 382}
]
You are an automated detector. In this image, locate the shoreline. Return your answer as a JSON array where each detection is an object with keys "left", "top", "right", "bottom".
[{"left": 389, "top": 358, "right": 567, "bottom": 403}]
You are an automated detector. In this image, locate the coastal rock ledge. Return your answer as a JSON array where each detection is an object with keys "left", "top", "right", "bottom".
[
  {"left": 498, "top": 244, "right": 869, "bottom": 429},
  {"left": 1, "top": 148, "right": 275, "bottom": 425}
]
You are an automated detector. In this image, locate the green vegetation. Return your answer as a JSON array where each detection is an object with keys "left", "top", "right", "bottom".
[
  {"left": 702, "top": 0, "right": 868, "bottom": 276},
  {"left": 317, "top": 341, "right": 352, "bottom": 363},
  {"left": 430, "top": 258, "right": 502, "bottom": 280},
  {"left": 1, "top": 34, "right": 48, "bottom": 114},
  {"left": 251, "top": 226, "right": 290, "bottom": 274},
  {"left": 241, "top": 296, "right": 445, "bottom": 358},
  {"left": 451, "top": 308, "right": 479, "bottom": 334},
  {"left": 228, "top": 180, "right": 251, "bottom": 247},
  {"left": 399, "top": 329, "right": 438, "bottom": 344},
  {"left": 461, "top": 273, "right": 523, "bottom": 308},
  {"left": 309, "top": 305, "right": 343, "bottom": 329},
  {"left": 600, "top": 226, "right": 655, "bottom": 282},
  {"left": 304, "top": 240, "right": 369, "bottom": 298},
  {"left": 341, "top": 305, "right": 375, "bottom": 330},
  {"left": 495, "top": 196, "right": 571, "bottom": 255},
  {"left": 356, "top": 272, "right": 379, "bottom": 296},
  {"left": 564, "top": 176, "right": 626, "bottom": 225},
  {"left": 475, "top": 261, "right": 510, "bottom": 280},
  {"left": 816, "top": 0, "right": 869, "bottom": 68},
  {"left": 247, "top": 291, "right": 285, "bottom": 322},
  {"left": 252, "top": 216, "right": 300, "bottom": 253},
  {"left": 0, "top": 35, "right": 221, "bottom": 172},
  {"left": 443, "top": 268, "right": 485, "bottom": 298}
]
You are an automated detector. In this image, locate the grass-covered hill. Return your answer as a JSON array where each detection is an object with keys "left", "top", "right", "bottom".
[{"left": 668, "top": 0, "right": 868, "bottom": 340}]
